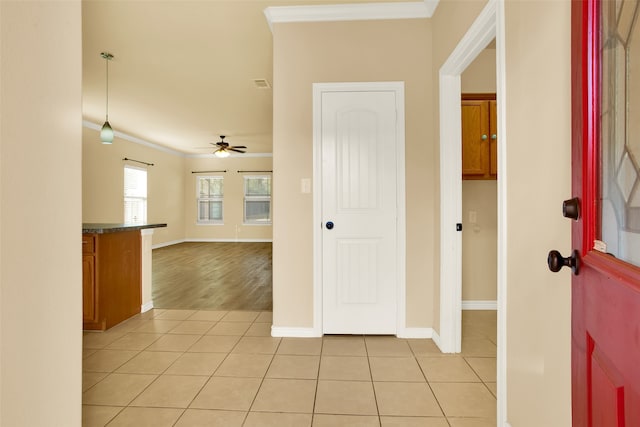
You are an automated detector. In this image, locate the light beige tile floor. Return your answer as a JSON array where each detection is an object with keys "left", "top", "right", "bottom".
[{"left": 83, "top": 309, "right": 497, "bottom": 426}]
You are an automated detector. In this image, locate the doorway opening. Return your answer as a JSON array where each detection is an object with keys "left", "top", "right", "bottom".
[
  {"left": 437, "top": 0, "right": 506, "bottom": 424},
  {"left": 460, "top": 90, "right": 498, "bottom": 371}
]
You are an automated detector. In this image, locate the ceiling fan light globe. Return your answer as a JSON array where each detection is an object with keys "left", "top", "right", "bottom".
[
  {"left": 215, "top": 149, "right": 230, "bottom": 158},
  {"left": 100, "top": 121, "right": 114, "bottom": 144}
]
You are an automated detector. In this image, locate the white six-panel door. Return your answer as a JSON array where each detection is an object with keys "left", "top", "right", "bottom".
[{"left": 320, "top": 89, "right": 399, "bottom": 334}]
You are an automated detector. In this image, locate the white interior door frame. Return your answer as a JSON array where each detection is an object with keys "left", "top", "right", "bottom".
[
  {"left": 438, "top": 0, "right": 508, "bottom": 425},
  {"left": 312, "top": 81, "right": 407, "bottom": 337}
]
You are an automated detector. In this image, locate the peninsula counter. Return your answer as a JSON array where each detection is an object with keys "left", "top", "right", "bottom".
[{"left": 82, "top": 223, "right": 166, "bottom": 330}]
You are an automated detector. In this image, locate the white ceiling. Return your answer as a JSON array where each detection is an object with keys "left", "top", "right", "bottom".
[{"left": 82, "top": 0, "right": 412, "bottom": 155}]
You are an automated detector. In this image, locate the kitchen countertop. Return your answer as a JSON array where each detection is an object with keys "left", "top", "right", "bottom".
[{"left": 82, "top": 223, "right": 167, "bottom": 234}]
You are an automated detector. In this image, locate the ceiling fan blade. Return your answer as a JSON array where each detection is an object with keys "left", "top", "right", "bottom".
[
  {"left": 229, "top": 148, "right": 246, "bottom": 153},
  {"left": 231, "top": 145, "right": 247, "bottom": 149}
]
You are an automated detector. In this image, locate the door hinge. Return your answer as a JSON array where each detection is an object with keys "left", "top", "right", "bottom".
[{"left": 456, "top": 223, "right": 462, "bottom": 231}]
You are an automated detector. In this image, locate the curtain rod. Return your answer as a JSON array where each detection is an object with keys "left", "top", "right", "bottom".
[
  {"left": 123, "top": 157, "right": 154, "bottom": 166},
  {"left": 237, "top": 170, "right": 273, "bottom": 173},
  {"left": 191, "top": 170, "right": 227, "bottom": 174}
]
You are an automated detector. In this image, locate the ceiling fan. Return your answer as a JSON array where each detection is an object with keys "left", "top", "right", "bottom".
[{"left": 211, "top": 135, "right": 247, "bottom": 158}]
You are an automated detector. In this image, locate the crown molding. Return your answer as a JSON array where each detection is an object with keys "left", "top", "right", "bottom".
[
  {"left": 264, "top": 0, "right": 439, "bottom": 31},
  {"left": 83, "top": 120, "right": 186, "bottom": 157},
  {"left": 185, "top": 152, "right": 273, "bottom": 159},
  {"left": 83, "top": 121, "right": 273, "bottom": 158}
]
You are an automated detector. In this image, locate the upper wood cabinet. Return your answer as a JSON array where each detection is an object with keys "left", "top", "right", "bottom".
[{"left": 462, "top": 95, "right": 497, "bottom": 180}]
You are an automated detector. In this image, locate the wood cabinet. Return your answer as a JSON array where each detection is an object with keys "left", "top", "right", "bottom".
[
  {"left": 82, "top": 230, "right": 142, "bottom": 330},
  {"left": 462, "top": 95, "right": 497, "bottom": 180},
  {"left": 82, "top": 235, "right": 97, "bottom": 323}
]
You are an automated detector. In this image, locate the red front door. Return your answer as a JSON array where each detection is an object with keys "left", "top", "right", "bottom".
[{"left": 570, "top": 0, "right": 640, "bottom": 425}]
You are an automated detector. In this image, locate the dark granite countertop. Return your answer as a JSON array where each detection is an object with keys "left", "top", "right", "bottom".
[{"left": 82, "top": 223, "right": 167, "bottom": 234}]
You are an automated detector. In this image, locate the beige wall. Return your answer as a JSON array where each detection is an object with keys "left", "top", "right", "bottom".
[
  {"left": 184, "top": 156, "right": 273, "bottom": 241},
  {"left": 82, "top": 127, "right": 186, "bottom": 246},
  {"left": 272, "top": 19, "right": 434, "bottom": 328},
  {"left": 1, "top": 1, "right": 82, "bottom": 425},
  {"left": 504, "top": 0, "right": 572, "bottom": 425},
  {"left": 82, "top": 128, "right": 273, "bottom": 244},
  {"left": 461, "top": 47, "right": 498, "bottom": 303},
  {"left": 462, "top": 48, "right": 497, "bottom": 93},
  {"left": 461, "top": 180, "right": 497, "bottom": 301}
]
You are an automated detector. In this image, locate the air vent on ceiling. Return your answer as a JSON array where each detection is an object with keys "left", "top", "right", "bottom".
[{"left": 253, "top": 79, "right": 271, "bottom": 89}]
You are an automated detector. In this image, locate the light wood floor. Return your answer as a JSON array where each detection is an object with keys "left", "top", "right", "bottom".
[{"left": 152, "top": 242, "right": 272, "bottom": 310}]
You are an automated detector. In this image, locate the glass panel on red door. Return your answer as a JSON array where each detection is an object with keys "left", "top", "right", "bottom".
[{"left": 600, "top": 0, "right": 640, "bottom": 266}]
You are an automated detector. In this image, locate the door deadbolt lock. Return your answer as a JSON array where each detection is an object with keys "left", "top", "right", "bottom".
[{"left": 562, "top": 197, "right": 580, "bottom": 220}]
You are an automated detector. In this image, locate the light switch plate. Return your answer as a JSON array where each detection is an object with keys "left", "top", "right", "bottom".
[{"left": 301, "top": 178, "right": 311, "bottom": 194}]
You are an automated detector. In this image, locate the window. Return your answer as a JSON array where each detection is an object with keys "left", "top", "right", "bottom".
[
  {"left": 197, "top": 176, "right": 223, "bottom": 224},
  {"left": 244, "top": 175, "right": 272, "bottom": 224},
  {"left": 124, "top": 165, "right": 147, "bottom": 224}
]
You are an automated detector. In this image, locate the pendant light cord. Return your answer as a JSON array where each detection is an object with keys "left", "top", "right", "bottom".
[
  {"left": 105, "top": 55, "right": 109, "bottom": 121},
  {"left": 101, "top": 52, "right": 113, "bottom": 121}
]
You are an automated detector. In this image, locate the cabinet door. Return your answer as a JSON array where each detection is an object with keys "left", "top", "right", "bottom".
[
  {"left": 82, "top": 255, "right": 96, "bottom": 322},
  {"left": 489, "top": 100, "right": 498, "bottom": 177},
  {"left": 461, "top": 100, "right": 490, "bottom": 178}
]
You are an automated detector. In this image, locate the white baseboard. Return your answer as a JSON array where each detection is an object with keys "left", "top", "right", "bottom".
[
  {"left": 272, "top": 327, "right": 436, "bottom": 339},
  {"left": 431, "top": 329, "right": 443, "bottom": 351},
  {"left": 141, "top": 301, "right": 154, "bottom": 313},
  {"left": 271, "top": 326, "right": 321, "bottom": 338},
  {"left": 186, "top": 238, "right": 273, "bottom": 243},
  {"left": 462, "top": 300, "right": 497, "bottom": 310},
  {"left": 396, "top": 327, "right": 433, "bottom": 339},
  {"left": 272, "top": 326, "right": 434, "bottom": 339},
  {"left": 152, "top": 238, "right": 274, "bottom": 249},
  {"left": 152, "top": 239, "right": 185, "bottom": 249}
]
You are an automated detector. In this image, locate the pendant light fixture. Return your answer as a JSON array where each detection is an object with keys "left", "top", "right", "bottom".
[{"left": 100, "top": 52, "right": 115, "bottom": 144}]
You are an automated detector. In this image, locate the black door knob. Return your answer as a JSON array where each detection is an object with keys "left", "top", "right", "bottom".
[
  {"left": 547, "top": 249, "right": 580, "bottom": 275},
  {"left": 326, "top": 221, "right": 334, "bottom": 230}
]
